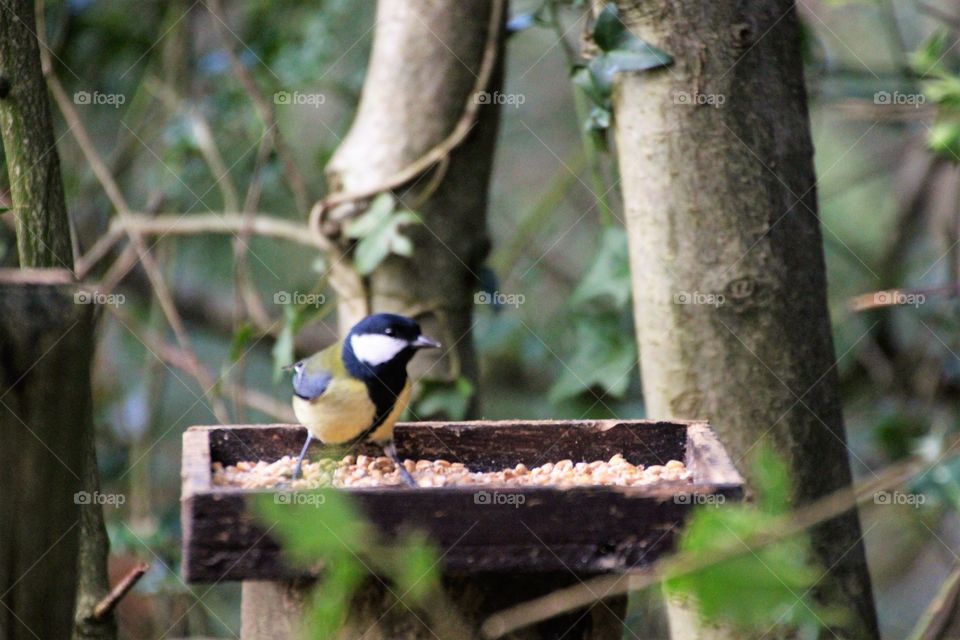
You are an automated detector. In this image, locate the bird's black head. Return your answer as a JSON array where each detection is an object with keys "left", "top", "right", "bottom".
[{"left": 343, "top": 313, "right": 441, "bottom": 377}]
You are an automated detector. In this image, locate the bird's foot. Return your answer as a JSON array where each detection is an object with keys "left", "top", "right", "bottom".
[{"left": 383, "top": 440, "right": 417, "bottom": 488}]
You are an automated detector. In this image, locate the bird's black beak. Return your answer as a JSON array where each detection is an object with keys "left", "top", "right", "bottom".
[
  {"left": 281, "top": 362, "right": 297, "bottom": 372},
  {"left": 412, "top": 335, "right": 441, "bottom": 349}
]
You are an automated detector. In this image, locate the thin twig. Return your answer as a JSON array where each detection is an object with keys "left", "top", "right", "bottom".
[
  {"left": 206, "top": 0, "right": 311, "bottom": 215},
  {"left": 308, "top": 0, "right": 505, "bottom": 238},
  {"left": 144, "top": 76, "right": 241, "bottom": 212},
  {"left": 909, "top": 561, "right": 960, "bottom": 640},
  {"left": 37, "top": 20, "right": 230, "bottom": 422},
  {"left": 113, "top": 213, "right": 330, "bottom": 249},
  {"left": 482, "top": 454, "right": 935, "bottom": 638},
  {"left": 848, "top": 284, "right": 960, "bottom": 312},
  {"left": 91, "top": 562, "right": 149, "bottom": 622},
  {"left": 109, "top": 305, "right": 295, "bottom": 421}
]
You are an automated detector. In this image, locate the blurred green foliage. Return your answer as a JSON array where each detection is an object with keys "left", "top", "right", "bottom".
[
  {"left": 666, "top": 449, "right": 846, "bottom": 637},
  {"left": 256, "top": 490, "right": 442, "bottom": 637},
  {"left": 1, "top": 0, "right": 958, "bottom": 636}
]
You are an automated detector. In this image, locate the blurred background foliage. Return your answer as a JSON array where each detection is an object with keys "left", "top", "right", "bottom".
[{"left": 2, "top": 0, "right": 960, "bottom": 636}]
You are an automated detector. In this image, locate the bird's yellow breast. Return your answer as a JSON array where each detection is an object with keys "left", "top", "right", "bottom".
[{"left": 292, "top": 378, "right": 411, "bottom": 445}]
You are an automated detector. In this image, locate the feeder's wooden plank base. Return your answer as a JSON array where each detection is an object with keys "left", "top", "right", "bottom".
[{"left": 182, "top": 420, "right": 743, "bottom": 583}]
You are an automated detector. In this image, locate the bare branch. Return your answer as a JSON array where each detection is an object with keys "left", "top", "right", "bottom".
[
  {"left": 91, "top": 563, "right": 149, "bottom": 622},
  {"left": 482, "top": 454, "right": 930, "bottom": 638},
  {"left": 205, "top": 0, "right": 311, "bottom": 215}
]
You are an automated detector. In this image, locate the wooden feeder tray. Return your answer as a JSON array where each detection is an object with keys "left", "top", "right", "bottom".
[{"left": 181, "top": 420, "right": 743, "bottom": 583}]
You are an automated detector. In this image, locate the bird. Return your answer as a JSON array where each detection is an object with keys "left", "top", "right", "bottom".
[{"left": 288, "top": 313, "right": 440, "bottom": 486}]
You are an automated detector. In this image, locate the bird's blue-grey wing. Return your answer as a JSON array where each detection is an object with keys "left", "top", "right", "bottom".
[{"left": 293, "top": 367, "right": 332, "bottom": 400}]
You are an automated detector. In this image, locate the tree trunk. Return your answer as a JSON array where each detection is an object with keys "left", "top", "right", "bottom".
[
  {"left": 610, "top": 1, "right": 878, "bottom": 638},
  {"left": 243, "top": 1, "right": 627, "bottom": 637},
  {"left": 0, "top": 0, "right": 73, "bottom": 269},
  {"left": 323, "top": 0, "right": 501, "bottom": 398},
  {"left": 0, "top": 2, "right": 115, "bottom": 637}
]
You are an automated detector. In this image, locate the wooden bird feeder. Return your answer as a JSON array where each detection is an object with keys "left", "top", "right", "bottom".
[{"left": 181, "top": 420, "right": 743, "bottom": 637}]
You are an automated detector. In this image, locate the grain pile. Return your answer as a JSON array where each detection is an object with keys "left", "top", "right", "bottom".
[{"left": 212, "top": 453, "right": 693, "bottom": 489}]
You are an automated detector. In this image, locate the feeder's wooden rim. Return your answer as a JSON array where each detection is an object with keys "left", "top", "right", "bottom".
[
  {"left": 181, "top": 420, "right": 744, "bottom": 499},
  {"left": 181, "top": 420, "right": 746, "bottom": 580}
]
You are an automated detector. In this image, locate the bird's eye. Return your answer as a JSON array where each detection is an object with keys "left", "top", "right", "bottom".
[{"left": 385, "top": 328, "right": 394, "bottom": 336}]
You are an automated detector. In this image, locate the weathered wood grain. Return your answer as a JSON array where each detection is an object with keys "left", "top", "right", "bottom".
[{"left": 182, "top": 420, "right": 743, "bottom": 583}]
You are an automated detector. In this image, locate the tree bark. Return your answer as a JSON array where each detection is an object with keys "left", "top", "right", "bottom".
[
  {"left": 323, "top": 0, "right": 501, "bottom": 397},
  {"left": 610, "top": 1, "right": 878, "bottom": 638},
  {"left": 0, "top": 0, "right": 73, "bottom": 269},
  {"left": 0, "top": 2, "right": 115, "bottom": 636},
  {"left": 0, "top": 269, "right": 90, "bottom": 640},
  {"left": 243, "top": 1, "right": 626, "bottom": 637}
]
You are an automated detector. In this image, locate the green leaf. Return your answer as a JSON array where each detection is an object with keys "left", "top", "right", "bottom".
[
  {"left": 255, "top": 489, "right": 371, "bottom": 561},
  {"left": 549, "top": 314, "right": 636, "bottom": 402},
  {"left": 665, "top": 508, "right": 825, "bottom": 632},
  {"left": 345, "top": 193, "right": 395, "bottom": 239},
  {"left": 255, "top": 492, "right": 370, "bottom": 638},
  {"left": 228, "top": 322, "right": 255, "bottom": 364},
  {"left": 571, "top": 65, "right": 607, "bottom": 108},
  {"left": 347, "top": 201, "right": 423, "bottom": 275},
  {"left": 272, "top": 304, "right": 306, "bottom": 382},
  {"left": 592, "top": 3, "right": 624, "bottom": 52},
  {"left": 664, "top": 450, "right": 841, "bottom": 635},
  {"left": 928, "top": 120, "right": 960, "bottom": 161},
  {"left": 912, "top": 29, "right": 951, "bottom": 75},
  {"left": 414, "top": 377, "right": 474, "bottom": 420},
  {"left": 571, "top": 226, "right": 631, "bottom": 309},
  {"left": 588, "top": 48, "right": 672, "bottom": 96},
  {"left": 593, "top": 3, "right": 672, "bottom": 60},
  {"left": 390, "top": 531, "right": 441, "bottom": 604},
  {"left": 585, "top": 106, "right": 611, "bottom": 132},
  {"left": 751, "top": 446, "right": 791, "bottom": 515}
]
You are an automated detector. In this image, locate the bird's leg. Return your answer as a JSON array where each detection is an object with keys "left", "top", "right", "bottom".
[
  {"left": 383, "top": 440, "right": 416, "bottom": 487},
  {"left": 293, "top": 433, "right": 313, "bottom": 480}
]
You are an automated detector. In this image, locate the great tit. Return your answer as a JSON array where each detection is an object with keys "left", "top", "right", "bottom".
[{"left": 289, "top": 313, "right": 441, "bottom": 486}]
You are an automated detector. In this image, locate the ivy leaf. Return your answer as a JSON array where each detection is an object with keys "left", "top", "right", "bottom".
[
  {"left": 572, "top": 66, "right": 607, "bottom": 108},
  {"left": 588, "top": 48, "right": 673, "bottom": 96},
  {"left": 346, "top": 196, "right": 421, "bottom": 275},
  {"left": 593, "top": 3, "right": 672, "bottom": 60},
  {"left": 345, "top": 193, "right": 395, "bottom": 239},
  {"left": 571, "top": 226, "right": 631, "bottom": 309},
  {"left": 414, "top": 377, "right": 474, "bottom": 420},
  {"left": 549, "top": 314, "right": 636, "bottom": 402}
]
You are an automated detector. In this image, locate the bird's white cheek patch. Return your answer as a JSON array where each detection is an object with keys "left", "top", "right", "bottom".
[{"left": 350, "top": 334, "right": 408, "bottom": 366}]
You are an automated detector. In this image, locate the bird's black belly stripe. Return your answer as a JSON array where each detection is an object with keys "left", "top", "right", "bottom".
[{"left": 342, "top": 345, "right": 410, "bottom": 444}]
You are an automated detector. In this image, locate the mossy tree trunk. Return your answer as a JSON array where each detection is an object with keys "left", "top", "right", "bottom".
[
  {"left": 0, "top": 0, "right": 72, "bottom": 269},
  {"left": 610, "top": 1, "right": 879, "bottom": 638},
  {"left": 0, "top": 1, "right": 114, "bottom": 639}
]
